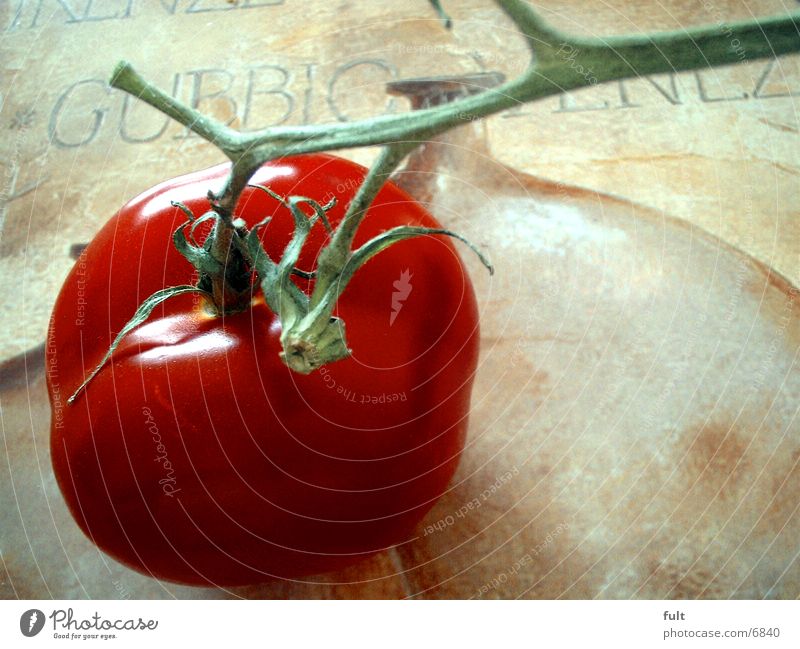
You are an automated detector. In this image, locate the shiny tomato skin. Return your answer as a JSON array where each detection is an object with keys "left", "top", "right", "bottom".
[{"left": 47, "top": 154, "right": 480, "bottom": 586}]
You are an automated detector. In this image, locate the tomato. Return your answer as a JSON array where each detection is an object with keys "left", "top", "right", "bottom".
[{"left": 47, "top": 154, "right": 480, "bottom": 586}]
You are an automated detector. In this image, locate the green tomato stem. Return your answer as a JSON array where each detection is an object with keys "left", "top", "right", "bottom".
[
  {"left": 110, "top": 4, "right": 800, "bottom": 223},
  {"left": 308, "top": 143, "right": 416, "bottom": 310},
  {"left": 103, "top": 0, "right": 800, "bottom": 376}
]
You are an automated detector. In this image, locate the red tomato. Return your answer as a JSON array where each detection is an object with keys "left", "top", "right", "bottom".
[{"left": 47, "top": 154, "right": 480, "bottom": 586}]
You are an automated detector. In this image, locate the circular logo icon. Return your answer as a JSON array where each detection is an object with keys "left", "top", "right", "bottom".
[{"left": 20, "top": 609, "right": 45, "bottom": 637}]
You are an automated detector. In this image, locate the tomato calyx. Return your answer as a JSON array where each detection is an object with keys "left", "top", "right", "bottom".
[
  {"left": 271, "top": 224, "right": 493, "bottom": 374},
  {"left": 245, "top": 183, "right": 493, "bottom": 374},
  {"left": 171, "top": 200, "right": 253, "bottom": 314},
  {"left": 244, "top": 185, "right": 350, "bottom": 373}
]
